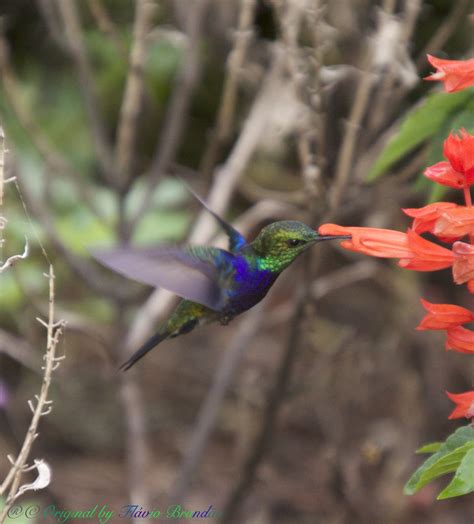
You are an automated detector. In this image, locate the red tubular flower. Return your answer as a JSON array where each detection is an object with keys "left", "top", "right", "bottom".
[
  {"left": 446, "top": 391, "right": 474, "bottom": 420},
  {"left": 434, "top": 206, "right": 474, "bottom": 238},
  {"left": 424, "top": 161, "right": 465, "bottom": 188},
  {"left": 424, "top": 130, "right": 474, "bottom": 189},
  {"left": 399, "top": 229, "right": 454, "bottom": 271},
  {"left": 443, "top": 130, "right": 474, "bottom": 183},
  {"left": 417, "top": 299, "right": 474, "bottom": 330},
  {"left": 403, "top": 202, "right": 458, "bottom": 234},
  {"left": 452, "top": 241, "right": 474, "bottom": 285},
  {"left": 318, "top": 224, "right": 413, "bottom": 258},
  {"left": 445, "top": 326, "right": 474, "bottom": 354},
  {"left": 319, "top": 225, "right": 454, "bottom": 271},
  {"left": 425, "top": 55, "right": 474, "bottom": 93}
]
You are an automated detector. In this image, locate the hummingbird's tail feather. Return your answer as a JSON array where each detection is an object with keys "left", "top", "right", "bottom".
[
  {"left": 119, "top": 301, "right": 213, "bottom": 371},
  {"left": 119, "top": 330, "right": 170, "bottom": 371}
]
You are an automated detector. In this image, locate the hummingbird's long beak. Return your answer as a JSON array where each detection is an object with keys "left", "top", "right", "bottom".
[{"left": 316, "top": 234, "right": 352, "bottom": 242}]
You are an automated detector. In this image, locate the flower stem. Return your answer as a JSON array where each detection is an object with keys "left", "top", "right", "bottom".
[
  {"left": 463, "top": 184, "right": 472, "bottom": 207},
  {"left": 463, "top": 184, "right": 474, "bottom": 244}
]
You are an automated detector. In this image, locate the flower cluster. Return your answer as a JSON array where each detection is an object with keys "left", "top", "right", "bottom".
[{"left": 320, "top": 55, "right": 474, "bottom": 421}]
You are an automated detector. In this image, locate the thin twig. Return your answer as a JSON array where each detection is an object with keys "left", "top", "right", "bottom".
[
  {"left": 0, "top": 266, "right": 66, "bottom": 518},
  {"left": 328, "top": 49, "right": 375, "bottom": 214},
  {"left": 115, "top": 0, "right": 156, "bottom": 187}
]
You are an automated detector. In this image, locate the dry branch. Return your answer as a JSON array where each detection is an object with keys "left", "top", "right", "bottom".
[
  {"left": 115, "top": 0, "right": 156, "bottom": 186},
  {"left": 0, "top": 266, "right": 66, "bottom": 522},
  {"left": 0, "top": 129, "right": 64, "bottom": 514}
]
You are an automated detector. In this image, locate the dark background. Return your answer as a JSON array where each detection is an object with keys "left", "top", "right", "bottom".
[{"left": 0, "top": 1, "right": 473, "bottom": 523}]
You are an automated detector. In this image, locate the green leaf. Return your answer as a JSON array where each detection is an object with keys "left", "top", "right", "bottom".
[
  {"left": 367, "top": 89, "right": 473, "bottom": 181},
  {"left": 405, "top": 426, "right": 474, "bottom": 495},
  {"left": 416, "top": 441, "right": 474, "bottom": 492},
  {"left": 416, "top": 442, "right": 443, "bottom": 454},
  {"left": 437, "top": 448, "right": 474, "bottom": 499}
]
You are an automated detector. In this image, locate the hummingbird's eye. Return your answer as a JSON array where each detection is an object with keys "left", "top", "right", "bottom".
[{"left": 287, "top": 238, "right": 305, "bottom": 247}]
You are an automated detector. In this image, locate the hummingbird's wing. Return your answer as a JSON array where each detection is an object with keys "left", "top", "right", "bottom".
[
  {"left": 182, "top": 180, "right": 247, "bottom": 253},
  {"left": 92, "top": 245, "right": 234, "bottom": 311}
]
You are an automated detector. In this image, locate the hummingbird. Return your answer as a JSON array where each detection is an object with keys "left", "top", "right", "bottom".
[{"left": 93, "top": 188, "right": 350, "bottom": 371}]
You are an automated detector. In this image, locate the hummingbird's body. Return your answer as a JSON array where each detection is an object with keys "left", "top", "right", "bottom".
[{"left": 93, "top": 189, "right": 349, "bottom": 370}]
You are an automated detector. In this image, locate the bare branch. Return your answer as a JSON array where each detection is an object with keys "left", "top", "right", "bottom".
[
  {"left": 115, "top": 0, "right": 156, "bottom": 185},
  {"left": 328, "top": 49, "right": 375, "bottom": 214},
  {"left": 0, "top": 126, "right": 29, "bottom": 275},
  {"left": 0, "top": 266, "right": 65, "bottom": 516}
]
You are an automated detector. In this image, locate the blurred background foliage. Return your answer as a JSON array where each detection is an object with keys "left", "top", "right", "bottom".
[{"left": 1, "top": 1, "right": 474, "bottom": 523}]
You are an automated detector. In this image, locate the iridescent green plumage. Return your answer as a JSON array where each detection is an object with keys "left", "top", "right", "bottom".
[{"left": 94, "top": 193, "right": 349, "bottom": 370}]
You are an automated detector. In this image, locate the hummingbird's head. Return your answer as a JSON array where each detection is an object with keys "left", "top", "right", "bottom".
[{"left": 251, "top": 220, "right": 350, "bottom": 273}]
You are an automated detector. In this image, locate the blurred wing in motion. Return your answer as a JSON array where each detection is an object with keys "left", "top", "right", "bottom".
[
  {"left": 181, "top": 178, "right": 247, "bottom": 253},
  {"left": 92, "top": 245, "right": 233, "bottom": 311}
]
